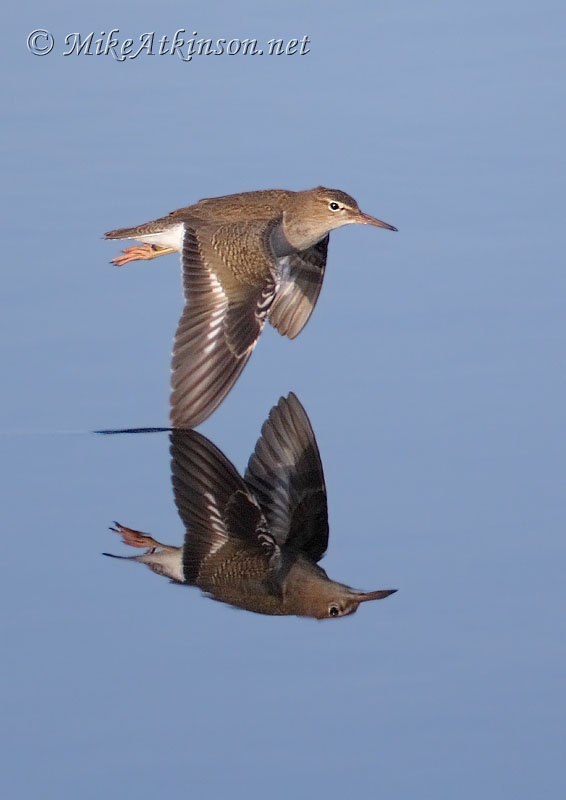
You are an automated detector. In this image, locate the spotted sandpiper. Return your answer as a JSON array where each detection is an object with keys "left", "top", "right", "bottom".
[
  {"left": 105, "top": 187, "right": 397, "bottom": 428},
  {"left": 104, "top": 393, "right": 396, "bottom": 619}
]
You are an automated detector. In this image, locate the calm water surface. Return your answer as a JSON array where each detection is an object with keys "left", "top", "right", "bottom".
[{"left": 2, "top": 1, "right": 565, "bottom": 798}]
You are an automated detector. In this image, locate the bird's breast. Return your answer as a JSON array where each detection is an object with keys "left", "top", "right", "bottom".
[{"left": 268, "top": 220, "right": 298, "bottom": 258}]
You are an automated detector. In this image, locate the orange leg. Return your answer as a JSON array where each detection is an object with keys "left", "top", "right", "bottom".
[
  {"left": 109, "top": 522, "right": 161, "bottom": 552},
  {"left": 111, "top": 244, "right": 176, "bottom": 267}
]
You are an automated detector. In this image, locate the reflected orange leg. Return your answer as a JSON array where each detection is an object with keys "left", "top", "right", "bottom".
[{"left": 109, "top": 522, "right": 160, "bottom": 552}]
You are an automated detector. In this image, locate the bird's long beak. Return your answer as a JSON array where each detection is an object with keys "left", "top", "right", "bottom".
[
  {"left": 358, "top": 212, "right": 398, "bottom": 232},
  {"left": 357, "top": 589, "right": 398, "bottom": 602}
]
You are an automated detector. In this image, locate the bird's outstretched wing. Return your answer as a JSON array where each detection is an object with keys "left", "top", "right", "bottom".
[
  {"left": 244, "top": 393, "right": 329, "bottom": 563},
  {"left": 170, "top": 224, "right": 275, "bottom": 429},
  {"left": 171, "top": 430, "right": 292, "bottom": 585},
  {"left": 170, "top": 430, "right": 268, "bottom": 583},
  {"left": 269, "top": 236, "right": 329, "bottom": 339}
]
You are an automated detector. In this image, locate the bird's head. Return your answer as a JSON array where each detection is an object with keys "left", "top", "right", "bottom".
[
  {"left": 295, "top": 576, "right": 397, "bottom": 620},
  {"left": 282, "top": 187, "right": 397, "bottom": 250},
  {"left": 319, "top": 587, "right": 397, "bottom": 620}
]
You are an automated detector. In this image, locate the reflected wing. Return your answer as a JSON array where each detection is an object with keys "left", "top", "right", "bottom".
[
  {"left": 170, "top": 430, "right": 269, "bottom": 583},
  {"left": 243, "top": 393, "right": 329, "bottom": 562},
  {"left": 170, "top": 226, "right": 274, "bottom": 428},
  {"left": 269, "top": 236, "right": 329, "bottom": 339}
]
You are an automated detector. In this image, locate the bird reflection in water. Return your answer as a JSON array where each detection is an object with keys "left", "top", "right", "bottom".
[{"left": 105, "top": 393, "right": 396, "bottom": 619}]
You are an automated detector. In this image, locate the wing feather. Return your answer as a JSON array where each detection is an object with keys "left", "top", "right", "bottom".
[
  {"left": 244, "top": 393, "right": 329, "bottom": 562},
  {"left": 269, "top": 236, "right": 329, "bottom": 339},
  {"left": 170, "top": 227, "right": 273, "bottom": 428},
  {"left": 170, "top": 430, "right": 266, "bottom": 583}
]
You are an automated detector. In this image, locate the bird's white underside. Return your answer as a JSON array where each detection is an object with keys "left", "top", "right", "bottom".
[
  {"left": 140, "top": 548, "right": 184, "bottom": 582},
  {"left": 130, "top": 223, "right": 185, "bottom": 251}
]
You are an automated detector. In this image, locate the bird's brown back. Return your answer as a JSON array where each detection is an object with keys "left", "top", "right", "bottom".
[
  {"left": 169, "top": 189, "right": 297, "bottom": 224},
  {"left": 194, "top": 539, "right": 288, "bottom": 614}
]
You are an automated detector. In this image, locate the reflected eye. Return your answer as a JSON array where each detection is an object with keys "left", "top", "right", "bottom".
[
  {"left": 329, "top": 605, "right": 340, "bottom": 617},
  {"left": 329, "top": 202, "right": 340, "bottom": 211}
]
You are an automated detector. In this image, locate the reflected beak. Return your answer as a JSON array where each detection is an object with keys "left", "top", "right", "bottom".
[
  {"left": 357, "top": 589, "right": 398, "bottom": 603},
  {"left": 357, "top": 212, "right": 398, "bottom": 232}
]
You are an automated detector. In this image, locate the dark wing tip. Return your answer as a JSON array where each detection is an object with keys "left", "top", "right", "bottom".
[
  {"left": 269, "top": 238, "right": 328, "bottom": 339},
  {"left": 244, "top": 392, "right": 328, "bottom": 560}
]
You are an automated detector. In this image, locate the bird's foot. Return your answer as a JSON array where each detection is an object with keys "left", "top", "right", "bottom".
[
  {"left": 111, "top": 244, "right": 176, "bottom": 267},
  {"left": 109, "top": 521, "right": 159, "bottom": 552}
]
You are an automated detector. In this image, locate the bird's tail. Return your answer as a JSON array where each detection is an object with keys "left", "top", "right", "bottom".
[
  {"left": 102, "top": 552, "right": 138, "bottom": 560},
  {"left": 104, "top": 225, "right": 147, "bottom": 240},
  {"left": 104, "top": 214, "right": 173, "bottom": 240},
  {"left": 104, "top": 522, "right": 184, "bottom": 581}
]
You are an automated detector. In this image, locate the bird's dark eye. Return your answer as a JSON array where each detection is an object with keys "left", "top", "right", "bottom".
[
  {"left": 329, "top": 202, "right": 340, "bottom": 211},
  {"left": 329, "top": 605, "right": 339, "bottom": 616}
]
